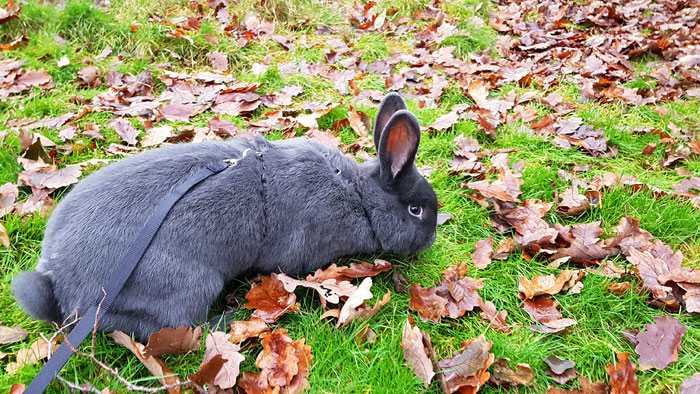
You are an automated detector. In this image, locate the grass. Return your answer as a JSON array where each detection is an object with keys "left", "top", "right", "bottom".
[{"left": 1, "top": 0, "right": 699, "bottom": 393}]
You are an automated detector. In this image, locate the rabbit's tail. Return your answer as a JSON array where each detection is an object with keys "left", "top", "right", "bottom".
[{"left": 12, "top": 271, "right": 63, "bottom": 323}]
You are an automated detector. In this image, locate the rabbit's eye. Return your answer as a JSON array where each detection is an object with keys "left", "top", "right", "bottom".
[
  {"left": 408, "top": 205, "right": 423, "bottom": 217},
  {"left": 335, "top": 168, "right": 342, "bottom": 175}
]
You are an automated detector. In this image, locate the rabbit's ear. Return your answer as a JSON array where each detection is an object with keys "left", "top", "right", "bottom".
[
  {"left": 378, "top": 110, "right": 420, "bottom": 183},
  {"left": 373, "top": 93, "right": 407, "bottom": 151}
]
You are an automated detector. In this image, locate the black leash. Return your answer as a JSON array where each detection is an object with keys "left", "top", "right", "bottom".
[{"left": 25, "top": 160, "right": 230, "bottom": 394}]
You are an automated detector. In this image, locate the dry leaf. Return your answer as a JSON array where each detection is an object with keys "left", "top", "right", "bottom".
[
  {"left": 229, "top": 318, "right": 269, "bottom": 343},
  {"left": 606, "top": 352, "right": 639, "bottom": 394},
  {"left": 143, "top": 326, "right": 201, "bottom": 358},
  {"left": 401, "top": 320, "right": 435, "bottom": 388},
  {"left": 109, "top": 331, "right": 181, "bottom": 394},
  {"left": 201, "top": 331, "right": 245, "bottom": 389}
]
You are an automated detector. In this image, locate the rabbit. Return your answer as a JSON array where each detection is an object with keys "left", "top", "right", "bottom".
[{"left": 12, "top": 93, "right": 438, "bottom": 341}]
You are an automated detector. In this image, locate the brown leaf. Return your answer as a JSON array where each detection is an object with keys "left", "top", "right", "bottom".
[
  {"left": 523, "top": 295, "right": 577, "bottom": 333},
  {"left": 641, "top": 143, "right": 657, "bottom": 155},
  {"left": 305, "top": 129, "right": 341, "bottom": 149},
  {"left": 77, "top": 66, "right": 101, "bottom": 88},
  {"left": 682, "top": 373, "right": 700, "bottom": 394},
  {"left": 0, "top": 325, "right": 28, "bottom": 345},
  {"left": 672, "top": 177, "right": 700, "bottom": 193},
  {"left": 140, "top": 125, "right": 174, "bottom": 148},
  {"left": 17, "top": 69, "right": 52, "bottom": 87},
  {"left": 518, "top": 270, "right": 577, "bottom": 299},
  {"left": 213, "top": 100, "right": 261, "bottom": 118},
  {"left": 634, "top": 316, "right": 686, "bottom": 370},
  {"left": 245, "top": 274, "right": 300, "bottom": 323},
  {"left": 606, "top": 352, "right": 639, "bottom": 394},
  {"left": 143, "top": 326, "right": 201, "bottom": 358},
  {"left": 206, "top": 51, "right": 229, "bottom": 72},
  {"left": 473, "top": 237, "right": 494, "bottom": 269},
  {"left": 83, "top": 123, "right": 105, "bottom": 140},
  {"left": 427, "top": 111, "right": 460, "bottom": 131},
  {"left": 489, "top": 358, "right": 533, "bottom": 386},
  {"left": 348, "top": 106, "right": 371, "bottom": 137},
  {"left": 545, "top": 376, "right": 607, "bottom": 394},
  {"left": 605, "top": 216, "right": 654, "bottom": 255},
  {"left": 392, "top": 271, "right": 408, "bottom": 293},
  {"left": 0, "top": 182, "right": 18, "bottom": 218},
  {"left": 244, "top": 329, "right": 313, "bottom": 393},
  {"left": 19, "top": 164, "right": 82, "bottom": 190},
  {"left": 0, "top": 223, "right": 9, "bottom": 248},
  {"left": 278, "top": 273, "right": 357, "bottom": 307},
  {"left": 607, "top": 282, "right": 631, "bottom": 296},
  {"left": 108, "top": 331, "right": 181, "bottom": 393},
  {"left": 229, "top": 318, "right": 269, "bottom": 343},
  {"left": 201, "top": 331, "right": 245, "bottom": 389},
  {"left": 160, "top": 103, "right": 205, "bottom": 122},
  {"left": 110, "top": 118, "right": 140, "bottom": 145},
  {"left": 408, "top": 284, "right": 447, "bottom": 323},
  {"left": 438, "top": 336, "right": 494, "bottom": 393},
  {"left": 188, "top": 354, "right": 225, "bottom": 388},
  {"left": 477, "top": 299, "right": 511, "bottom": 333},
  {"left": 5, "top": 336, "right": 59, "bottom": 375},
  {"left": 208, "top": 118, "right": 241, "bottom": 137},
  {"left": 627, "top": 248, "right": 680, "bottom": 301},
  {"left": 9, "top": 384, "right": 24, "bottom": 394},
  {"left": 558, "top": 186, "right": 590, "bottom": 216},
  {"left": 466, "top": 168, "right": 524, "bottom": 203},
  {"left": 401, "top": 320, "right": 435, "bottom": 388},
  {"left": 544, "top": 355, "right": 577, "bottom": 385},
  {"left": 0, "top": 0, "right": 20, "bottom": 23},
  {"left": 306, "top": 259, "right": 392, "bottom": 283},
  {"left": 493, "top": 238, "right": 515, "bottom": 260}
]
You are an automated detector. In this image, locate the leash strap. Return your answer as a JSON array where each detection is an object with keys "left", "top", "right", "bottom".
[{"left": 25, "top": 161, "right": 230, "bottom": 394}]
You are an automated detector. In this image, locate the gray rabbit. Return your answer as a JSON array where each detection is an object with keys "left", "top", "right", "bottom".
[{"left": 12, "top": 93, "right": 438, "bottom": 340}]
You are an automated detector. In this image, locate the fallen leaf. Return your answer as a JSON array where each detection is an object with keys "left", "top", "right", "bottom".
[
  {"left": 401, "top": 320, "right": 435, "bottom": 388},
  {"left": 77, "top": 66, "right": 101, "bottom": 88},
  {"left": 143, "top": 326, "right": 201, "bottom": 358},
  {"left": 245, "top": 274, "right": 300, "bottom": 323},
  {"left": 306, "top": 259, "right": 392, "bottom": 283},
  {"left": 188, "top": 354, "right": 225, "bottom": 389},
  {"left": 544, "top": 355, "right": 577, "bottom": 385},
  {"left": 0, "top": 325, "right": 28, "bottom": 345},
  {"left": 473, "top": 237, "right": 494, "bottom": 269},
  {"left": 477, "top": 299, "right": 511, "bottom": 333},
  {"left": 200, "top": 331, "right": 245, "bottom": 389},
  {"left": 0, "top": 223, "right": 9, "bottom": 248},
  {"left": 682, "top": 373, "right": 700, "bottom": 394},
  {"left": 606, "top": 352, "right": 639, "bottom": 394},
  {"left": 338, "top": 277, "right": 373, "bottom": 325},
  {"left": 110, "top": 118, "right": 140, "bottom": 145},
  {"left": 229, "top": 318, "right": 269, "bottom": 343},
  {"left": 518, "top": 270, "right": 578, "bottom": 299},
  {"left": 489, "top": 358, "right": 533, "bottom": 386},
  {"left": 438, "top": 336, "right": 494, "bottom": 393},
  {"left": 206, "top": 51, "right": 229, "bottom": 72},
  {"left": 108, "top": 331, "right": 181, "bottom": 393},
  {"left": 635, "top": 316, "right": 686, "bottom": 370}
]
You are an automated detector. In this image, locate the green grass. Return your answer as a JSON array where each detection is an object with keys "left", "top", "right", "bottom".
[{"left": 1, "top": 0, "right": 699, "bottom": 393}]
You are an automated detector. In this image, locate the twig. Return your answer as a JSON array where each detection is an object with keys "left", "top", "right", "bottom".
[
  {"left": 62, "top": 335, "right": 205, "bottom": 393},
  {"left": 56, "top": 375, "right": 101, "bottom": 394},
  {"left": 91, "top": 288, "right": 107, "bottom": 355},
  {"left": 46, "top": 292, "right": 205, "bottom": 393}
]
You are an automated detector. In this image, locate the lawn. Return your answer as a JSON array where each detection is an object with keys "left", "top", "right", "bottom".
[{"left": 1, "top": 0, "right": 699, "bottom": 393}]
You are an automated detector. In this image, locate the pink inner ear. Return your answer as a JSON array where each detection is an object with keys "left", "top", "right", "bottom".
[{"left": 385, "top": 122, "right": 416, "bottom": 177}]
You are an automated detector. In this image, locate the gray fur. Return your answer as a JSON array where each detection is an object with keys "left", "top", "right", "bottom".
[{"left": 12, "top": 95, "right": 438, "bottom": 341}]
